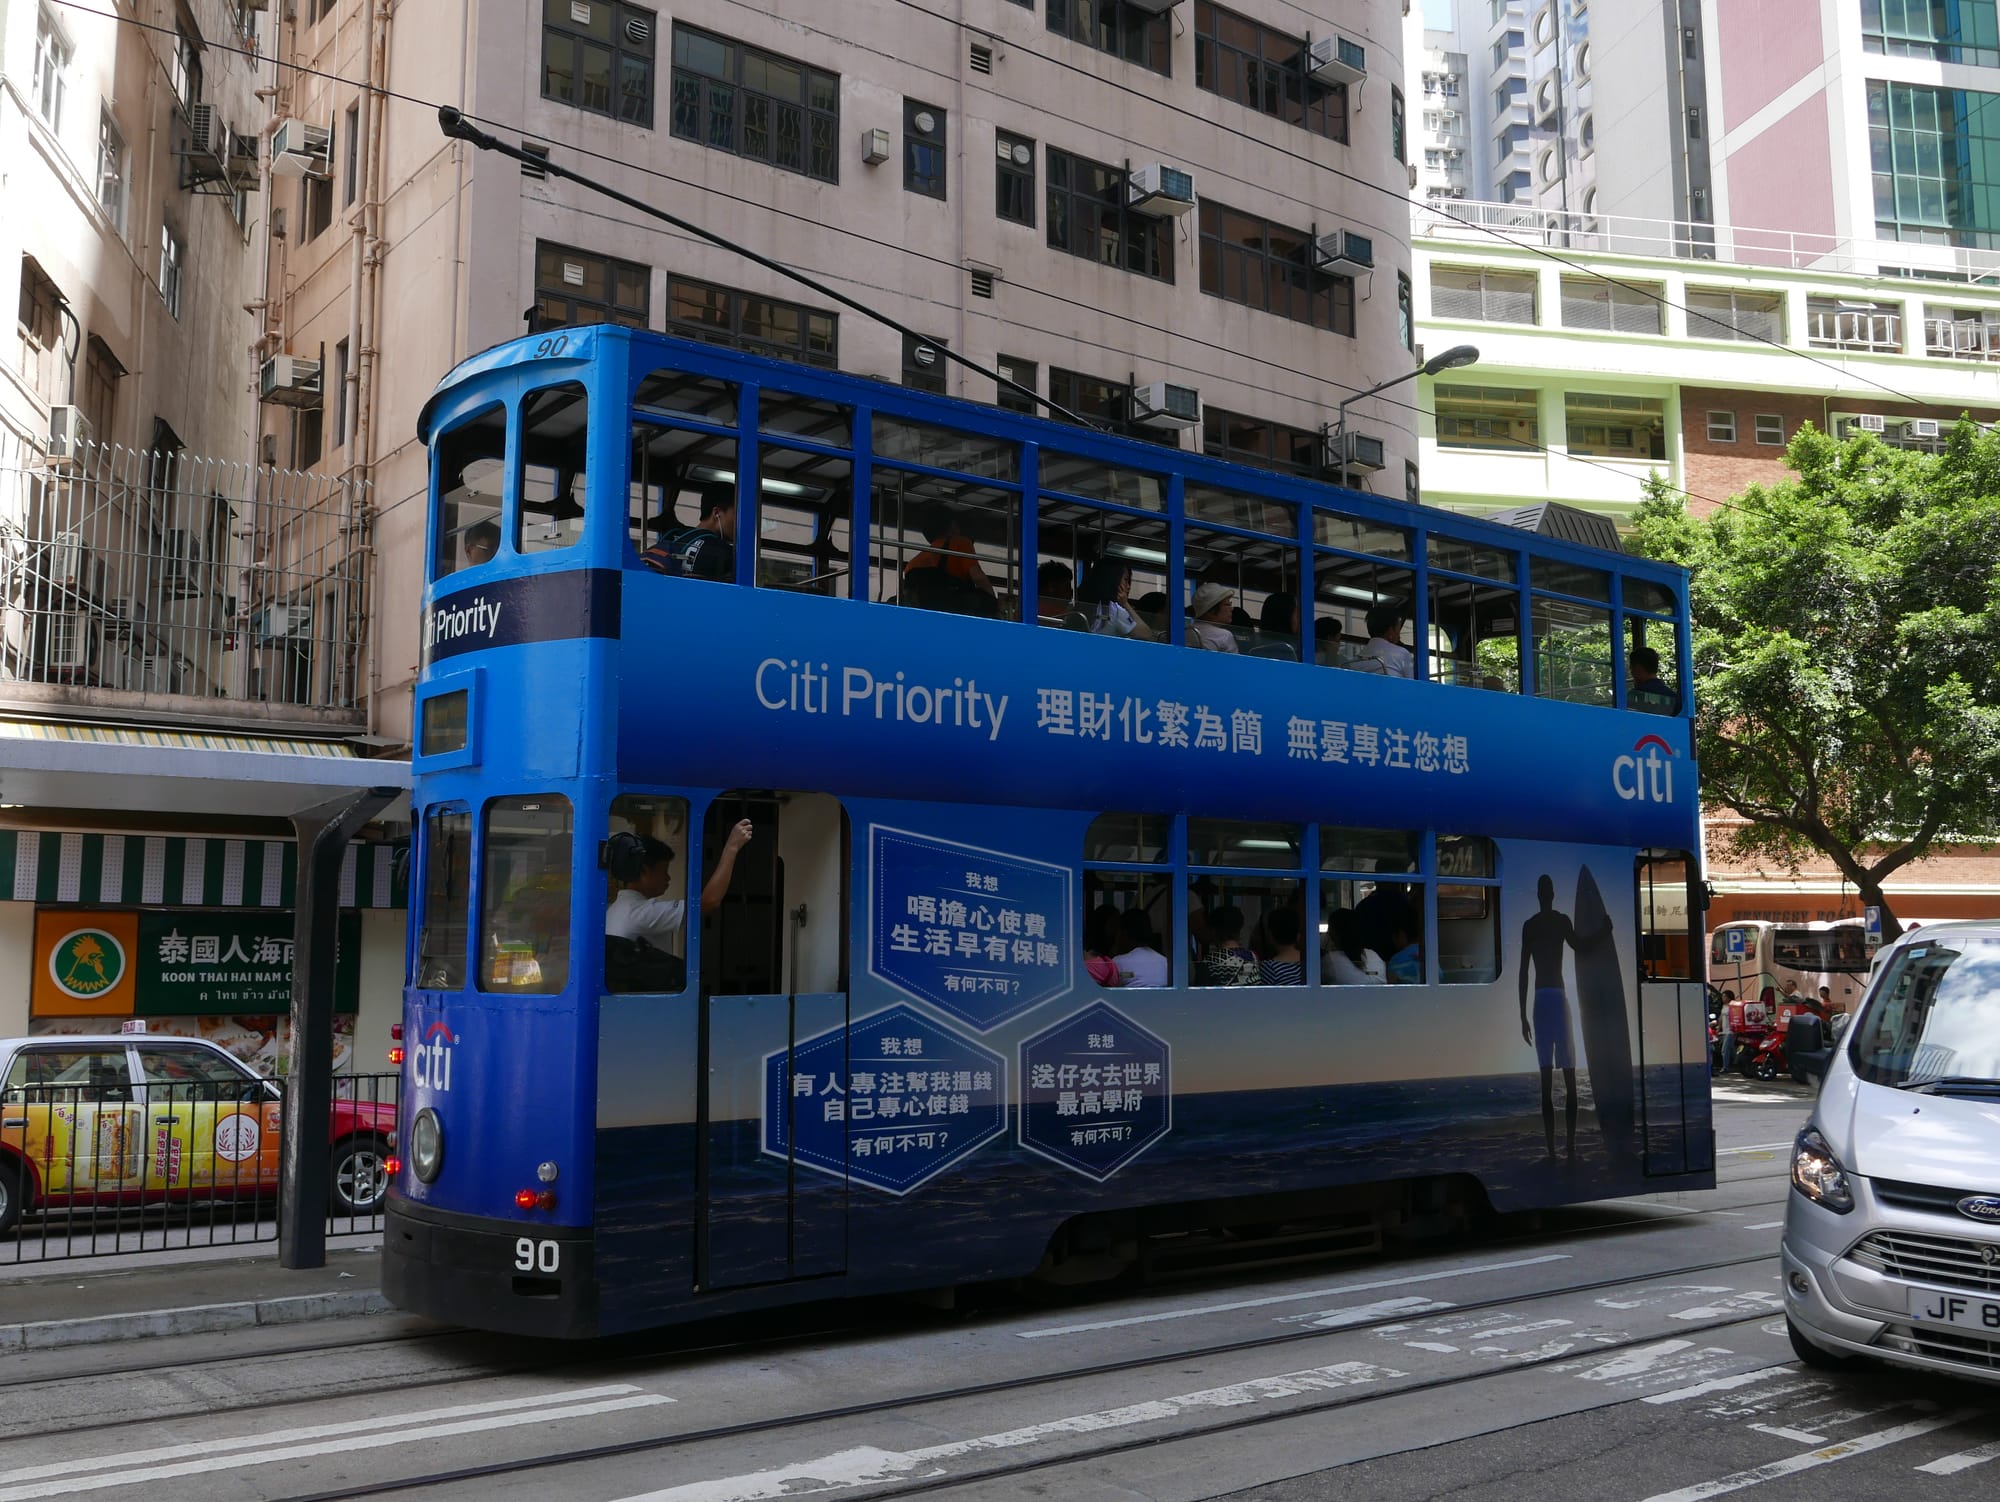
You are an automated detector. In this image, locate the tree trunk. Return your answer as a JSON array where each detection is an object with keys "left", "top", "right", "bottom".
[{"left": 1854, "top": 877, "right": 1900, "bottom": 944}]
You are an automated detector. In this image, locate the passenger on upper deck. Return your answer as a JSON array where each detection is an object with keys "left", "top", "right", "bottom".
[
  {"left": 1628, "top": 646, "right": 1681, "bottom": 715},
  {"left": 1187, "top": 583, "right": 1240, "bottom": 654},
  {"left": 1252, "top": 593, "right": 1300, "bottom": 660},
  {"left": 903, "top": 511, "right": 1003, "bottom": 618},
  {"left": 1343, "top": 603, "right": 1415, "bottom": 678},
  {"left": 605, "top": 819, "right": 754, "bottom": 953},
  {"left": 1076, "top": 559, "right": 1159, "bottom": 641},
  {"left": 1037, "top": 562, "right": 1082, "bottom": 628},
  {"left": 642, "top": 481, "right": 737, "bottom": 580},
  {"left": 463, "top": 520, "right": 499, "bottom": 566}
]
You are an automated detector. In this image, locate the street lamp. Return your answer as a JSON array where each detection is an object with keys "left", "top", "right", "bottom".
[{"left": 1328, "top": 343, "right": 1480, "bottom": 491}]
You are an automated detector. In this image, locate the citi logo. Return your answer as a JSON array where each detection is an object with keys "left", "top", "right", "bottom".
[
  {"left": 414, "top": 1021, "right": 458, "bottom": 1093},
  {"left": 1613, "top": 735, "right": 1678, "bottom": 803},
  {"left": 1956, "top": 1193, "right": 2000, "bottom": 1225}
]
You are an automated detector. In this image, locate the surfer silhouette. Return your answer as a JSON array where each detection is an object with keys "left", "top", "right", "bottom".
[{"left": 1519, "top": 874, "right": 1580, "bottom": 1160}]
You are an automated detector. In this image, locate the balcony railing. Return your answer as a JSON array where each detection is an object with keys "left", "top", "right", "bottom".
[{"left": 0, "top": 439, "right": 369, "bottom": 729}]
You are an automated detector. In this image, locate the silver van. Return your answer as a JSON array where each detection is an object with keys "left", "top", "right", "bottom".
[{"left": 1782, "top": 920, "right": 2000, "bottom": 1384}]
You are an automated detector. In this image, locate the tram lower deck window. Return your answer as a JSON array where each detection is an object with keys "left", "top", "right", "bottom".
[{"left": 480, "top": 795, "right": 574, "bottom": 995}]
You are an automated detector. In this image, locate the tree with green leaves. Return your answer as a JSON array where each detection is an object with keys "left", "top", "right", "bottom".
[{"left": 1627, "top": 419, "right": 2000, "bottom": 940}]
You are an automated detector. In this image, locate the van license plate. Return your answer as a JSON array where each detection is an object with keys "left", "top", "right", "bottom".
[{"left": 1907, "top": 1286, "right": 2000, "bottom": 1332}]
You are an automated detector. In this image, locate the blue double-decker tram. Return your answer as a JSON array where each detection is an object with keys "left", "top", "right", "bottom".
[{"left": 387, "top": 324, "right": 1712, "bottom": 1337}]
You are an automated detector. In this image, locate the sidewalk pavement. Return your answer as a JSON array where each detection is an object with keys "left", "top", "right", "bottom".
[{"left": 0, "top": 1235, "right": 405, "bottom": 1353}]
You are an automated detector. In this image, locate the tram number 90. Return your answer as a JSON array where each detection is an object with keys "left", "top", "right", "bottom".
[
  {"left": 531, "top": 334, "right": 570, "bottom": 359},
  {"left": 515, "top": 1237, "right": 561, "bottom": 1274}
]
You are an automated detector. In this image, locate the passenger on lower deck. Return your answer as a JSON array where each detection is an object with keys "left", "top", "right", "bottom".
[
  {"left": 1112, "top": 910, "right": 1171, "bottom": 987},
  {"left": 604, "top": 820, "right": 753, "bottom": 990},
  {"left": 1258, "top": 908, "right": 1306, "bottom": 985},
  {"left": 1323, "top": 908, "right": 1386, "bottom": 984},
  {"left": 1194, "top": 905, "right": 1259, "bottom": 984}
]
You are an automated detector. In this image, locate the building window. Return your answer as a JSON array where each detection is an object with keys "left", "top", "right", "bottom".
[
  {"left": 1051, "top": 367, "right": 1132, "bottom": 431},
  {"left": 1202, "top": 408, "right": 1319, "bottom": 478},
  {"left": 1434, "top": 385, "right": 1540, "bottom": 451},
  {"left": 81, "top": 336, "right": 124, "bottom": 439},
  {"left": 302, "top": 173, "right": 334, "bottom": 241},
  {"left": 1564, "top": 393, "right": 1666, "bottom": 459},
  {"left": 1046, "top": 0, "right": 1171, "bottom": 76},
  {"left": 1863, "top": 0, "right": 2000, "bottom": 68},
  {"left": 1197, "top": 201, "right": 1352, "bottom": 333},
  {"left": 996, "top": 131, "right": 1036, "bottom": 225},
  {"left": 1687, "top": 287, "right": 1784, "bottom": 342},
  {"left": 1392, "top": 86, "right": 1406, "bottom": 162},
  {"left": 171, "top": 27, "right": 202, "bottom": 112},
  {"left": 1193, "top": 3, "right": 1345, "bottom": 143},
  {"left": 904, "top": 99, "right": 946, "bottom": 198},
  {"left": 1705, "top": 410, "right": 1736, "bottom": 443},
  {"left": 1046, "top": 148, "right": 1175, "bottom": 283},
  {"left": 33, "top": 6, "right": 71, "bottom": 134},
  {"left": 343, "top": 103, "right": 360, "bottom": 206},
  {"left": 996, "top": 354, "right": 1037, "bottom": 414},
  {"left": 1405, "top": 460, "right": 1420, "bottom": 503},
  {"left": 670, "top": 24, "right": 837, "bottom": 182},
  {"left": 1867, "top": 79, "right": 2000, "bottom": 247},
  {"left": 16, "top": 257, "right": 63, "bottom": 404},
  {"left": 665, "top": 273, "right": 837, "bottom": 365},
  {"left": 1559, "top": 274, "right": 1663, "bottom": 334},
  {"left": 334, "top": 338, "right": 350, "bottom": 449},
  {"left": 1754, "top": 413, "right": 1785, "bottom": 445},
  {"left": 1397, "top": 272, "right": 1414, "bottom": 351},
  {"left": 297, "top": 406, "right": 323, "bottom": 469},
  {"left": 902, "top": 333, "right": 947, "bottom": 393},
  {"left": 534, "top": 242, "right": 649, "bottom": 329},
  {"left": 97, "top": 111, "right": 128, "bottom": 231},
  {"left": 1492, "top": 29, "right": 1524, "bottom": 68},
  {"left": 159, "top": 222, "right": 183, "bottom": 319},
  {"left": 543, "top": 0, "right": 656, "bottom": 126},
  {"left": 1430, "top": 266, "right": 1537, "bottom": 323}
]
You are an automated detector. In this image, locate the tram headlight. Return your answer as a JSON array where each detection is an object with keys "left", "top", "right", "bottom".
[{"left": 411, "top": 1107, "right": 445, "bottom": 1184}]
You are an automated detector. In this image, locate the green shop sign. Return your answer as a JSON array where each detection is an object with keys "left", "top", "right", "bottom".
[{"left": 137, "top": 911, "right": 361, "bottom": 1015}]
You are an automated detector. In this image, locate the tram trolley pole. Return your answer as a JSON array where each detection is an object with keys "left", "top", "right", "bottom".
[{"left": 281, "top": 786, "right": 402, "bottom": 1269}]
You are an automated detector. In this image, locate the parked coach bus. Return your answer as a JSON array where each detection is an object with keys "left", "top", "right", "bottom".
[{"left": 385, "top": 325, "right": 1713, "bottom": 1337}]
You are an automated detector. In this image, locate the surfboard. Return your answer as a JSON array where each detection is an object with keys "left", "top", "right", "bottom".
[{"left": 1573, "top": 866, "right": 1636, "bottom": 1154}]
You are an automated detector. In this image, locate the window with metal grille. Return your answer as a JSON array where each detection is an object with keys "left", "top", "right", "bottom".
[
  {"left": 1564, "top": 393, "right": 1665, "bottom": 459},
  {"left": 1559, "top": 274, "right": 1663, "bottom": 334},
  {"left": 1434, "top": 385, "right": 1540, "bottom": 450},
  {"left": 1391, "top": 87, "right": 1406, "bottom": 162},
  {"left": 996, "top": 355, "right": 1037, "bottom": 415},
  {"left": 1197, "top": 201, "right": 1352, "bottom": 333},
  {"left": 905, "top": 99, "right": 946, "bottom": 198},
  {"left": 996, "top": 131, "right": 1036, "bottom": 226},
  {"left": 1193, "top": 2, "right": 1345, "bottom": 142},
  {"left": 665, "top": 273, "right": 837, "bottom": 366},
  {"left": 97, "top": 110, "right": 127, "bottom": 230},
  {"left": 534, "top": 242, "right": 650, "bottom": 329},
  {"left": 1430, "top": 266, "right": 1537, "bottom": 323},
  {"left": 543, "top": 0, "right": 656, "bottom": 126},
  {"left": 1397, "top": 273, "right": 1414, "bottom": 350},
  {"left": 670, "top": 23, "right": 838, "bottom": 182},
  {"left": 1047, "top": 0, "right": 1171, "bottom": 75},
  {"left": 1046, "top": 148, "right": 1174, "bottom": 282},
  {"left": 1687, "top": 287, "right": 1784, "bottom": 342}
]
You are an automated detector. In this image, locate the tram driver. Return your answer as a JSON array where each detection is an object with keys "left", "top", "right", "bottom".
[{"left": 604, "top": 818, "right": 754, "bottom": 991}]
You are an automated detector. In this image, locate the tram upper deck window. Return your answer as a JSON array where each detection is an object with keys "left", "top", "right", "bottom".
[
  {"left": 1185, "top": 484, "right": 1299, "bottom": 659},
  {"left": 629, "top": 421, "right": 740, "bottom": 566},
  {"left": 1312, "top": 552, "right": 1416, "bottom": 669},
  {"left": 1040, "top": 450, "right": 1165, "bottom": 511},
  {"left": 415, "top": 807, "right": 471, "bottom": 989},
  {"left": 433, "top": 404, "right": 506, "bottom": 580},
  {"left": 1040, "top": 501, "right": 1171, "bottom": 640},
  {"left": 1533, "top": 595, "right": 1614, "bottom": 705},
  {"left": 634, "top": 368, "right": 739, "bottom": 426},
  {"left": 756, "top": 443, "right": 852, "bottom": 595},
  {"left": 479, "top": 795, "right": 573, "bottom": 996},
  {"left": 759, "top": 389, "right": 852, "bottom": 447},
  {"left": 872, "top": 469, "right": 1020, "bottom": 618},
  {"left": 518, "top": 382, "right": 588, "bottom": 557},
  {"left": 1427, "top": 539, "right": 1522, "bottom": 690}
]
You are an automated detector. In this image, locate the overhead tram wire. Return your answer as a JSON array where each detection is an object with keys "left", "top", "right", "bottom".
[{"left": 54, "top": 0, "right": 1763, "bottom": 514}]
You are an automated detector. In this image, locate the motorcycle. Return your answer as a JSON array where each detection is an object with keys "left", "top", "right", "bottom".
[{"left": 1747, "top": 1028, "right": 1789, "bottom": 1081}]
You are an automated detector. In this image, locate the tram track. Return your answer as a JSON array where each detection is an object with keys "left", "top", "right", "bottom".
[
  {"left": 0, "top": 1166, "right": 1798, "bottom": 1450},
  {"left": 267, "top": 1245, "right": 1793, "bottom": 1502}
]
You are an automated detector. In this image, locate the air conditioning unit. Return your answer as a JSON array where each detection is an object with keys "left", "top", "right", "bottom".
[
  {"left": 1852, "top": 413, "right": 1887, "bottom": 433},
  {"left": 1127, "top": 163, "right": 1195, "bottom": 217},
  {"left": 1903, "top": 417, "right": 1941, "bottom": 438},
  {"left": 1314, "top": 229, "right": 1375, "bottom": 276},
  {"left": 46, "top": 531, "right": 84, "bottom": 587},
  {"left": 259, "top": 353, "right": 324, "bottom": 407},
  {"left": 1329, "top": 431, "right": 1387, "bottom": 473},
  {"left": 1132, "top": 381, "right": 1202, "bottom": 430},
  {"left": 47, "top": 405, "right": 93, "bottom": 462},
  {"left": 186, "top": 104, "right": 231, "bottom": 165},
  {"left": 254, "top": 604, "right": 311, "bottom": 642},
  {"left": 270, "top": 120, "right": 332, "bottom": 178},
  {"left": 104, "top": 598, "right": 143, "bottom": 639},
  {"left": 1307, "top": 34, "right": 1368, "bottom": 87},
  {"left": 45, "top": 613, "right": 93, "bottom": 672},
  {"left": 226, "top": 130, "right": 259, "bottom": 190}
]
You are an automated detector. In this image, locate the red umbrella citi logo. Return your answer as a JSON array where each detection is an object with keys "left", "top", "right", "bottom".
[{"left": 1613, "top": 734, "right": 1678, "bottom": 803}]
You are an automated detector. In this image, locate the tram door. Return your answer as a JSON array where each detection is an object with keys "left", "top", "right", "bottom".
[
  {"left": 1634, "top": 852, "right": 1712, "bottom": 1175},
  {"left": 696, "top": 791, "right": 849, "bottom": 1290}
]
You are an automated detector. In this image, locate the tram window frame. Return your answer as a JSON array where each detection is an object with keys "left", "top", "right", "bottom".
[
  {"left": 517, "top": 381, "right": 589, "bottom": 558},
  {"left": 627, "top": 416, "right": 740, "bottom": 563},
  {"left": 1436, "top": 834, "right": 1501, "bottom": 984},
  {"left": 1636, "top": 849, "right": 1698, "bottom": 982},
  {"left": 1039, "top": 499, "right": 1172, "bottom": 643},
  {"left": 605, "top": 792, "right": 694, "bottom": 994},
  {"left": 1185, "top": 520, "right": 1301, "bottom": 660},
  {"left": 478, "top": 794, "right": 575, "bottom": 997},
  {"left": 432, "top": 403, "right": 507, "bottom": 581},
  {"left": 1428, "top": 567, "right": 1524, "bottom": 692},
  {"left": 871, "top": 466, "right": 1021, "bottom": 619},
  {"left": 754, "top": 443, "right": 853, "bottom": 596},
  {"left": 1622, "top": 611, "right": 1683, "bottom": 715},
  {"left": 1187, "top": 819, "right": 1305, "bottom": 988},
  {"left": 1532, "top": 592, "right": 1615, "bottom": 707},
  {"left": 1083, "top": 812, "right": 1174, "bottom": 989},
  {"left": 415, "top": 805, "right": 472, "bottom": 989},
  {"left": 1312, "top": 549, "right": 1417, "bottom": 670},
  {"left": 1321, "top": 826, "right": 1425, "bottom": 985}
]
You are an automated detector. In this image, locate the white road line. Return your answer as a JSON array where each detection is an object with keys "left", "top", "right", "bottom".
[
  {"left": 1918, "top": 1439, "right": 2000, "bottom": 1475},
  {"left": 1638, "top": 1410, "right": 1980, "bottom": 1501},
  {"left": 1013, "top": 1254, "right": 1570, "bottom": 1338},
  {"left": 1644, "top": 1365, "right": 1795, "bottom": 1405},
  {"left": 1717, "top": 1143, "right": 1797, "bottom": 1156},
  {"left": 610, "top": 1360, "right": 1407, "bottom": 1502},
  {"left": 1275, "top": 1296, "right": 1453, "bottom": 1330},
  {"left": 1747, "top": 1424, "right": 1826, "bottom": 1445},
  {"left": 1741, "top": 1222, "right": 1785, "bottom": 1231},
  {"left": 0, "top": 1389, "right": 672, "bottom": 1500}
]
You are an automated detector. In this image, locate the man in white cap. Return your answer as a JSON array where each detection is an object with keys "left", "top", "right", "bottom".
[{"left": 1187, "top": 581, "right": 1240, "bottom": 653}]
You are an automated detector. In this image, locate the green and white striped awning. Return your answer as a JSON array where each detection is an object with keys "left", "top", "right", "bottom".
[{"left": 0, "top": 830, "right": 404, "bottom": 909}]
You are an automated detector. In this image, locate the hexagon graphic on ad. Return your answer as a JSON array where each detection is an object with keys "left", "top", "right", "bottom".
[
  {"left": 764, "top": 1002, "right": 1008, "bottom": 1197},
  {"left": 868, "top": 825, "right": 1074, "bottom": 1031},
  {"left": 1018, "top": 1000, "right": 1171, "bottom": 1182}
]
